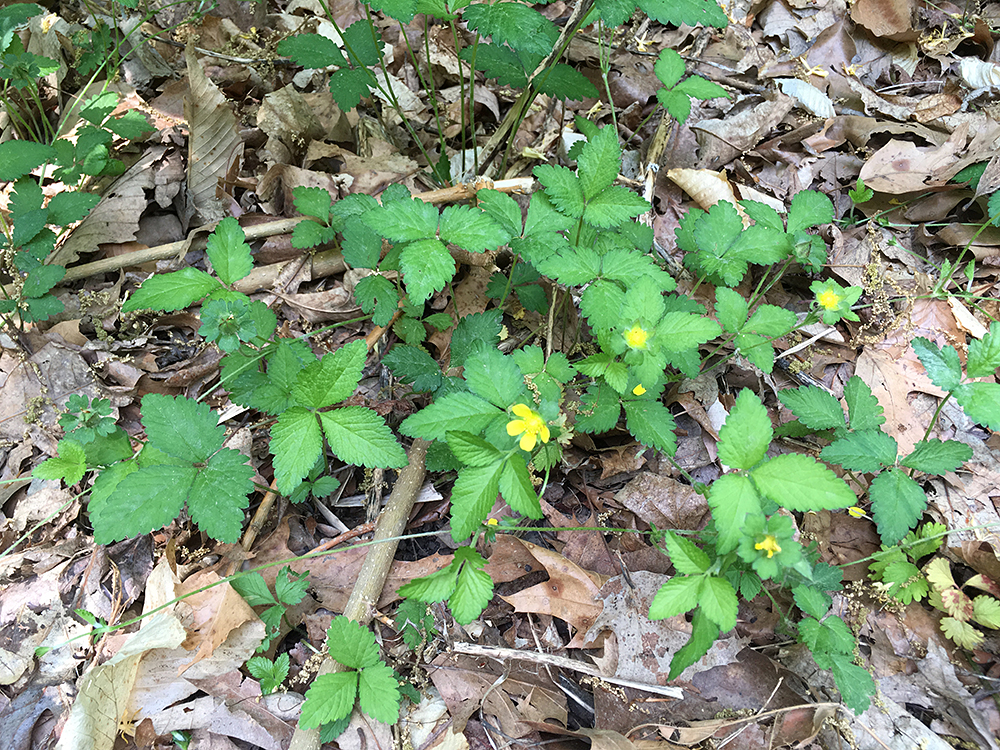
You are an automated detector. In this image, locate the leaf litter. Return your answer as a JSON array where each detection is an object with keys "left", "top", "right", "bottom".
[{"left": 1, "top": 0, "right": 1000, "bottom": 748}]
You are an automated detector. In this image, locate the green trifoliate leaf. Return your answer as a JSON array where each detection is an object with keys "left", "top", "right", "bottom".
[
  {"left": 901, "top": 439, "right": 972, "bottom": 475},
  {"left": 122, "top": 267, "right": 220, "bottom": 312},
  {"left": 400, "top": 238, "right": 455, "bottom": 303},
  {"left": 662, "top": 530, "right": 710, "bottom": 575},
  {"left": 656, "top": 312, "right": 721, "bottom": 351},
  {"left": 276, "top": 567, "right": 309, "bottom": 605},
  {"left": 291, "top": 219, "right": 330, "bottom": 250},
  {"left": 293, "top": 339, "right": 366, "bottom": 409},
  {"left": 911, "top": 338, "right": 962, "bottom": 393},
  {"left": 843, "top": 375, "right": 885, "bottom": 431},
  {"left": 34, "top": 439, "right": 86, "bottom": 485},
  {"left": 954, "top": 381, "right": 1000, "bottom": 431},
  {"left": 793, "top": 586, "right": 832, "bottom": 620},
  {"left": 446, "top": 432, "right": 502, "bottom": 467},
  {"left": 354, "top": 273, "right": 399, "bottom": 327},
  {"left": 535, "top": 164, "right": 585, "bottom": 219},
  {"left": 718, "top": 389, "right": 772, "bottom": 469},
  {"left": 714, "top": 286, "right": 747, "bottom": 333},
  {"left": 868, "top": 468, "right": 926, "bottom": 544},
  {"left": 820, "top": 430, "right": 898, "bottom": 473},
  {"left": 708, "top": 472, "right": 762, "bottom": 554},
  {"left": 141, "top": 394, "right": 223, "bottom": 463},
  {"left": 438, "top": 204, "right": 510, "bottom": 252},
  {"left": 358, "top": 662, "right": 401, "bottom": 723},
  {"left": 499, "top": 454, "right": 542, "bottom": 518},
  {"left": 292, "top": 186, "right": 332, "bottom": 223},
  {"left": 777, "top": 385, "right": 844, "bottom": 431},
  {"left": 300, "top": 672, "right": 358, "bottom": 729},
  {"left": 745, "top": 304, "right": 796, "bottom": 337},
  {"left": 653, "top": 48, "right": 685, "bottom": 89},
  {"left": 271, "top": 407, "right": 322, "bottom": 494},
  {"left": 701, "top": 576, "right": 738, "bottom": 632},
  {"left": 462, "top": 345, "right": 524, "bottom": 409},
  {"left": 786, "top": 190, "right": 833, "bottom": 233},
  {"left": 583, "top": 186, "right": 650, "bottom": 228},
  {"left": 966, "top": 323, "right": 1000, "bottom": 378},
  {"left": 751, "top": 453, "right": 855, "bottom": 511},
  {"left": 649, "top": 575, "right": 703, "bottom": 620},
  {"left": 451, "top": 553, "right": 494, "bottom": 624},
  {"left": 799, "top": 615, "right": 854, "bottom": 655},
  {"left": 577, "top": 126, "right": 621, "bottom": 201},
  {"left": 328, "top": 615, "right": 381, "bottom": 669},
  {"left": 400, "top": 392, "right": 502, "bottom": 441},
  {"left": 92, "top": 465, "right": 194, "bottom": 544},
  {"left": 319, "top": 407, "right": 407, "bottom": 469},
  {"left": 449, "top": 461, "right": 504, "bottom": 542},
  {"left": 205, "top": 217, "right": 253, "bottom": 286},
  {"left": 187, "top": 449, "right": 252, "bottom": 542},
  {"left": 668, "top": 609, "right": 720, "bottom": 680},
  {"left": 623, "top": 400, "right": 678, "bottom": 456}
]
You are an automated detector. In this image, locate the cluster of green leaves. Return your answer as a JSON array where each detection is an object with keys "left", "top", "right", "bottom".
[
  {"left": 299, "top": 616, "right": 401, "bottom": 737},
  {"left": 868, "top": 522, "right": 945, "bottom": 605},
  {"left": 233, "top": 566, "right": 310, "bottom": 652},
  {"left": 394, "top": 598, "right": 437, "bottom": 650},
  {"left": 924, "top": 557, "right": 1000, "bottom": 650},
  {"left": 247, "top": 653, "right": 290, "bottom": 696},
  {"left": 714, "top": 287, "right": 797, "bottom": 374},
  {"left": 778, "top": 374, "right": 974, "bottom": 545},
  {"left": 648, "top": 388, "right": 874, "bottom": 711},
  {"left": 653, "top": 49, "right": 730, "bottom": 124},
  {"left": 677, "top": 190, "right": 833, "bottom": 286}
]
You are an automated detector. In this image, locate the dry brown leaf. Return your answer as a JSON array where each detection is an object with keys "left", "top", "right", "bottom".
[
  {"left": 173, "top": 569, "right": 259, "bottom": 673},
  {"left": 850, "top": 0, "right": 915, "bottom": 39},
  {"left": 858, "top": 124, "right": 968, "bottom": 193},
  {"left": 615, "top": 472, "right": 710, "bottom": 532}
]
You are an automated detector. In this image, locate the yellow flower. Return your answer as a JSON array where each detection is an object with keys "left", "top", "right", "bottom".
[
  {"left": 632, "top": 384, "right": 646, "bottom": 396},
  {"left": 506, "top": 403, "right": 550, "bottom": 452},
  {"left": 847, "top": 506, "right": 867, "bottom": 519},
  {"left": 817, "top": 289, "right": 841, "bottom": 310},
  {"left": 623, "top": 323, "right": 649, "bottom": 349},
  {"left": 755, "top": 535, "right": 782, "bottom": 559},
  {"left": 486, "top": 518, "right": 499, "bottom": 526}
]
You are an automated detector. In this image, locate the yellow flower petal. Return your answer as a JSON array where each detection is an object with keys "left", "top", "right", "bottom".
[
  {"left": 519, "top": 432, "right": 536, "bottom": 451},
  {"left": 755, "top": 535, "right": 782, "bottom": 559},
  {"left": 633, "top": 384, "right": 646, "bottom": 396},
  {"left": 847, "top": 506, "right": 866, "bottom": 519},
  {"left": 507, "top": 419, "right": 526, "bottom": 436},
  {"left": 512, "top": 403, "right": 533, "bottom": 418},
  {"left": 540, "top": 424, "right": 550, "bottom": 443}
]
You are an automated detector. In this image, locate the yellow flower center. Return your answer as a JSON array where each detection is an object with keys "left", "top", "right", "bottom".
[
  {"left": 817, "top": 289, "right": 841, "bottom": 310},
  {"left": 632, "top": 384, "right": 646, "bottom": 396},
  {"left": 506, "top": 403, "right": 551, "bottom": 452},
  {"left": 755, "top": 535, "right": 781, "bottom": 559},
  {"left": 624, "top": 324, "right": 649, "bottom": 349}
]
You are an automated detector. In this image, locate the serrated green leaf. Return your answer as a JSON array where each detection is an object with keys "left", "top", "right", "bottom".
[
  {"left": 637, "top": 0, "right": 728, "bottom": 28},
  {"left": 327, "top": 615, "right": 381, "bottom": 669},
  {"left": 122, "top": 267, "right": 220, "bottom": 312},
  {"left": 358, "top": 662, "right": 400, "bottom": 722},
  {"left": 972, "top": 595, "right": 1000, "bottom": 628},
  {"left": 340, "top": 18, "right": 380, "bottom": 66},
  {"left": 376, "top": 198, "right": 438, "bottom": 241},
  {"left": 718, "top": 389, "right": 772, "bottom": 469},
  {"left": 232, "top": 571, "right": 277, "bottom": 607},
  {"left": 793, "top": 586, "right": 832, "bottom": 620},
  {"left": 580, "top": 278, "right": 626, "bottom": 333},
  {"left": 901, "top": 439, "right": 972, "bottom": 475},
  {"left": 649, "top": 575, "right": 703, "bottom": 620},
  {"left": 446, "top": 431, "right": 502, "bottom": 467},
  {"left": 293, "top": 186, "right": 332, "bottom": 222},
  {"left": 21, "top": 265, "right": 64, "bottom": 298},
  {"left": 465, "top": 42, "right": 527, "bottom": 87},
  {"left": 821, "top": 652, "right": 875, "bottom": 714},
  {"left": 92, "top": 465, "right": 193, "bottom": 544},
  {"left": 575, "top": 382, "right": 621, "bottom": 434},
  {"left": 293, "top": 339, "right": 366, "bottom": 409},
  {"left": 398, "top": 562, "right": 459, "bottom": 603},
  {"left": 449, "top": 461, "right": 504, "bottom": 541},
  {"left": 786, "top": 190, "right": 833, "bottom": 233},
  {"left": 400, "top": 392, "right": 502, "bottom": 440},
  {"left": 843, "top": 375, "right": 885, "bottom": 431},
  {"left": 140, "top": 394, "right": 223, "bottom": 463},
  {"left": 382, "top": 344, "right": 442, "bottom": 392},
  {"left": 778, "top": 386, "right": 844, "bottom": 430},
  {"left": 462, "top": 345, "right": 525, "bottom": 409},
  {"left": 462, "top": 1, "right": 557, "bottom": 57},
  {"left": 745, "top": 304, "right": 796, "bottom": 337},
  {"left": 751, "top": 453, "right": 855, "bottom": 511},
  {"left": 450, "top": 310, "right": 502, "bottom": 368},
  {"left": 577, "top": 126, "right": 621, "bottom": 201},
  {"left": 733, "top": 332, "right": 777, "bottom": 374},
  {"left": 623, "top": 400, "right": 677, "bottom": 455},
  {"left": 438, "top": 204, "right": 510, "bottom": 252},
  {"left": 701, "top": 576, "right": 738, "bottom": 632},
  {"left": 353, "top": 274, "right": 399, "bottom": 327},
  {"left": 674, "top": 75, "right": 730, "bottom": 101},
  {"left": 954, "top": 381, "right": 1000, "bottom": 431},
  {"left": 34, "top": 439, "right": 86, "bottom": 485},
  {"left": 319, "top": 407, "right": 407, "bottom": 469},
  {"left": 46, "top": 191, "right": 99, "bottom": 226},
  {"left": 187, "top": 449, "right": 252, "bottom": 542},
  {"left": 534, "top": 164, "right": 585, "bottom": 219},
  {"left": 535, "top": 63, "right": 599, "bottom": 100},
  {"left": 328, "top": 66, "right": 376, "bottom": 111},
  {"left": 967, "top": 323, "right": 1000, "bottom": 378},
  {"left": 714, "top": 286, "right": 747, "bottom": 333},
  {"left": 655, "top": 312, "right": 721, "bottom": 351},
  {"left": 451, "top": 555, "right": 494, "bottom": 624},
  {"left": 499, "top": 454, "right": 541, "bottom": 518},
  {"left": 300, "top": 672, "right": 359, "bottom": 729},
  {"left": 940, "top": 617, "right": 984, "bottom": 650},
  {"left": 869, "top": 468, "right": 926, "bottom": 544},
  {"left": 400, "top": 238, "right": 455, "bottom": 303},
  {"left": 277, "top": 33, "right": 347, "bottom": 67},
  {"left": 667, "top": 609, "right": 720, "bottom": 680},
  {"left": 291, "top": 219, "right": 328, "bottom": 250},
  {"left": 205, "top": 217, "right": 253, "bottom": 286},
  {"left": 653, "top": 48, "right": 685, "bottom": 89},
  {"left": 708, "top": 472, "right": 762, "bottom": 554},
  {"left": 583, "top": 185, "right": 650, "bottom": 228},
  {"left": 0, "top": 140, "right": 56, "bottom": 181},
  {"left": 271, "top": 407, "right": 322, "bottom": 494},
  {"left": 820, "top": 430, "right": 898, "bottom": 473},
  {"left": 911, "top": 338, "right": 962, "bottom": 392},
  {"left": 662, "top": 531, "right": 710, "bottom": 575}
]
